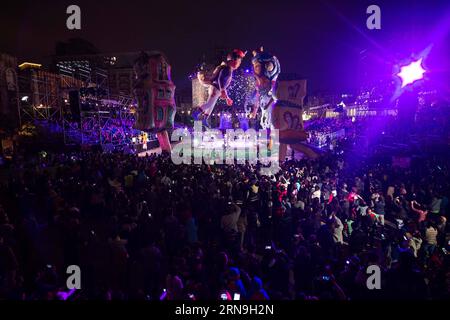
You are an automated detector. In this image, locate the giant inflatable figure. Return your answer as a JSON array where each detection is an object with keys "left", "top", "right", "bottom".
[
  {"left": 192, "top": 49, "right": 246, "bottom": 128},
  {"left": 251, "top": 47, "right": 319, "bottom": 160},
  {"left": 133, "top": 51, "right": 176, "bottom": 153},
  {"left": 250, "top": 47, "right": 281, "bottom": 129}
]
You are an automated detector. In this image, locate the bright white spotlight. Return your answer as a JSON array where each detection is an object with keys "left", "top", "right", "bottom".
[{"left": 397, "top": 58, "right": 426, "bottom": 88}]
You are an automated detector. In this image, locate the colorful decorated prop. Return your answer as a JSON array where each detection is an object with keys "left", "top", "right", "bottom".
[
  {"left": 133, "top": 51, "right": 176, "bottom": 152},
  {"left": 192, "top": 49, "right": 246, "bottom": 128},
  {"left": 273, "top": 79, "right": 320, "bottom": 159}
]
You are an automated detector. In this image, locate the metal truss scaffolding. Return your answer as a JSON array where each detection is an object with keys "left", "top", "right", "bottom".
[
  {"left": 63, "top": 91, "right": 137, "bottom": 147},
  {"left": 17, "top": 65, "right": 140, "bottom": 149},
  {"left": 18, "top": 70, "right": 63, "bottom": 124}
]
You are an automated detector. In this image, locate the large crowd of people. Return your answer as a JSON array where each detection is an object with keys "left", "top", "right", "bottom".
[{"left": 0, "top": 115, "right": 449, "bottom": 301}]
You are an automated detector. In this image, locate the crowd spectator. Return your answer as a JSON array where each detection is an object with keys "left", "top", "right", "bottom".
[{"left": 0, "top": 117, "right": 448, "bottom": 301}]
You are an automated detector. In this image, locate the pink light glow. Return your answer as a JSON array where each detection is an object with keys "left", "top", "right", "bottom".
[{"left": 397, "top": 58, "right": 426, "bottom": 88}]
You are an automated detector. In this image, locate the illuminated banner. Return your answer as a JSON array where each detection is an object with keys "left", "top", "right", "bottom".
[
  {"left": 272, "top": 79, "right": 308, "bottom": 144},
  {"left": 272, "top": 101, "right": 307, "bottom": 144},
  {"left": 276, "top": 80, "right": 307, "bottom": 106}
]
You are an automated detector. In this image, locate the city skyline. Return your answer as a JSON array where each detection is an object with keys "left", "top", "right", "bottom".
[{"left": 2, "top": 0, "right": 450, "bottom": 92}]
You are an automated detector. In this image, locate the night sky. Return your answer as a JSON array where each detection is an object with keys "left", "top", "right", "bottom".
[{"left": 2, "top": 0, "right": 450, "bottom": 92}]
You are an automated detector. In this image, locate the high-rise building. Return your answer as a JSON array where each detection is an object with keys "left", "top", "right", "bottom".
[
  {"left": 53, "top": 46, "right": 136, "bottom": 99},
  {"left": 0, "top": 53, "right": 19, "bottom": 126}
]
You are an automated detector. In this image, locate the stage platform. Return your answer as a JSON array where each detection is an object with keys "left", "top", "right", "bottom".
[{"left": 137, "top": 143, "right": 310, "bottom": 162}]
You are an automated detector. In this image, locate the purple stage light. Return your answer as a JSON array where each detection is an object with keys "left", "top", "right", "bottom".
[{"left": 397, "top": 58, "right": 426, "bottom": 88}]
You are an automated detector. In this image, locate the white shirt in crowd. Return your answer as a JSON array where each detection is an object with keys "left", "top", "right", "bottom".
[
  {"left": 332, "top": 216, "right": 344, "bottom": 244},
  {"left": 311, "top": 189, "right": 321, "bottom": 200}
]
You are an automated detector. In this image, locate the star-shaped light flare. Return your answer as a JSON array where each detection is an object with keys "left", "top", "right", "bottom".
[{"left": 397, "top": 58, "right": 426, "bottom": 88}]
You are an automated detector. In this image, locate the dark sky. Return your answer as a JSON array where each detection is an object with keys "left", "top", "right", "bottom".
[{"left": 1, "top": 0, "right": 450, "bottom": 92}]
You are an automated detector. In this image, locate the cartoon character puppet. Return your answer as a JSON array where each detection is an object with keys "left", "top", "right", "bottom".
[
  {"left": 192, "top": 49, "right": 246, "bottom": 128},
  {"left": 250, "top": 46, "right": 281, "bottom": 129}
]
